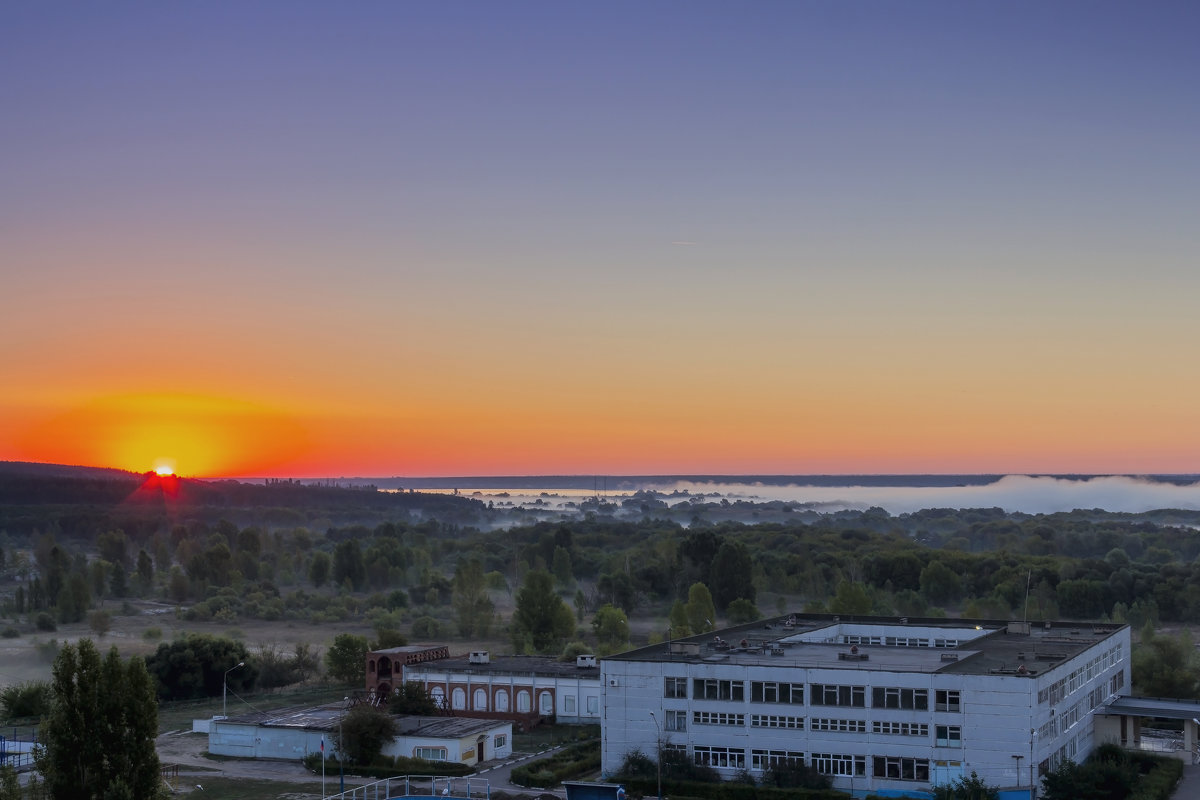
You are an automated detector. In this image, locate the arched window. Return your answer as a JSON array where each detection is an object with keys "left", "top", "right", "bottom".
[
  {"left": 495, "top": 690, "right": 509, "bottom": 712},
  {"left": 452, "top": 688, "right": 466, "bottom": 710},
  {"left": 430, "top": 686, "right": 445, "bottom": 709},
  {"left": 517, "top": 690, "right": 531, "bottom": 713},
  {"left": 368, "top": 659, "right": 376, "bottom": 674},
  {"left": 473, "top": 688, "right": 488, "bottom": 711},
  {"left": 539, "top": 691, "right": 553, "bottom": 714}
]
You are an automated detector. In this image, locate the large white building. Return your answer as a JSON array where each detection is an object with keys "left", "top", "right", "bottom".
[{"left": 601, "top": 614, "right": 1130, "bottom": 797}]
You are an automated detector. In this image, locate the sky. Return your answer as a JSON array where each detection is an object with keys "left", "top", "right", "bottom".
[{"left": 2, "top": 2, "right": 1198, "bottom": 478}]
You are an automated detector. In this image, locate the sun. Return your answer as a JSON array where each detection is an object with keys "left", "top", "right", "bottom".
[{"left": 153, "top": 460, "right": 177, "bottom": 477}]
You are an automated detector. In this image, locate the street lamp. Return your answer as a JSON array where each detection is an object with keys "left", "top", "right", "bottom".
[
  {"left": 648, "top": 711, "right": 662, "bottom": 800},
  {"left": 1012, "top": 754, "right": 1023, "bottom": 788},
  {"left": 339, "top": 697, "right": 349, "bottom": 795},
  {"left": 223, "top": 661, "right": 244, "bottom": 719}
]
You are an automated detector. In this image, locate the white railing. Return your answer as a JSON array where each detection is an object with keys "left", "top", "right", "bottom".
[
  {"left": 325, "top": 775, "right": 490, "bottom": 800},
  {"left": 1136, "top": 729, "right": 1184, "bottom": 753}
]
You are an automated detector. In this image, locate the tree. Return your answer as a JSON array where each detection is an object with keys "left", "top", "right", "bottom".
[
  {"left": 685, "top": 583, "right": 715, "bottom": 634},
  {"left": 830, "top": 580, "right": 872, "bottom": 615},
  {"left": 326, "top": 633, "right": 370, "bottom": 684},
  {"left": 920, "top": 560, "right": 963, "bottom": 606},
  {"left": 309, "top": 552, "right": 332, "bottom": 588},
  {"left": 452, "top": 558, "right": 495, "bottom": 638},
  {"left": 332, "top": 540, "right": 366, "bottom": 591},
  {"left": 512, "top": 569, "right": 575, "bottom": 654},
  {"left": 552, "top": 546, "right": 574, "bottom": 588},
  {"left": 668, "top": 600, "right": 691, "bottom": 637},
  {"left": 1133, "top": 624, "right": 1200, "bottom": 698},
  {"left": 592, "top": 604, "right": 630, "bottom": 652},
  {"left": 144, "top": 634, "right": 256, "bottom": 701},
  {"left": 726, "top": 598, "right": 761, "bottom": 625},
  {"left": 336, "top": 704, "right": 398, "bottom": 765},
  {"left": 36, "top": 639, "right": 160, "bottom": 800},
  {"left": 389, "top": 681, "right": 438, "bottom": 716},
  {"left": 87, "top": 609, "right": 112, "bottom": 638},
  {"left": 932, "top": 770, "right": 999, "bottom": 800},
  {"left": 709, "top": 541, "right": 755, "bottom": 611}
]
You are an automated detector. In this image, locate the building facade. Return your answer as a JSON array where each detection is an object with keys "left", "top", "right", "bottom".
[
  {"left": 404, "top": 651, "right": 603, "bottom": 728},
  {"left": 601, "top": 615, "right": 1130, "bottom": 796}
]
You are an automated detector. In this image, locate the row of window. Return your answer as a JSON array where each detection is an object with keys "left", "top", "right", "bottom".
[
  {"left": 1038, "top": 643, "right": 1123, "bottom": 707},
  {"left": 686, "top": 748, "right": 954, "bottom": 782},
  {"left": 679, "top": 714, "right": 959, "bottom": 744},
  {"left": 429, "top": 686, "right": 596, "bottom": 715},
  {"left": 841, "top": 635, "right": 959, "bottom": 648},
  {"left": 672, "top": 679, "right": 960, "bottom": 711}
]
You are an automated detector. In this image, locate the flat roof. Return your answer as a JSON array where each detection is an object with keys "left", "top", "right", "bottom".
[
  {"left": 605, "top": 614, "right": 1126, "bottom": 677},
  {"left": 406, "top": 654, "right": 601, "bottom": 680},
  {"left": 219, "top": 703, "right": 503, "bottom": 738},
  {"left": 1101, "top": 696, "right": 1200, "bottom": 721}
]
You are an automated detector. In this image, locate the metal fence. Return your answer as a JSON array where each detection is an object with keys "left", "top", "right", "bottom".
[{"left": 325, "top": 775, "right": 490, "bottom": 800}]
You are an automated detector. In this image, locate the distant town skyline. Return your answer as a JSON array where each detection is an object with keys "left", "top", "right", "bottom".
[{"left": 3, "top": 2, "right": 1197, "bottom": 478}]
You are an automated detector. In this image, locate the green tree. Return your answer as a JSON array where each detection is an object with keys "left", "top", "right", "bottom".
[
  {"left": 144, "top": 634, "right": 256, "bottom": 701},
  {"left": 830, "top": 580, "right": 872, "bottom": 615},
  {"left": 592, "top": 604, "right": 630, "bottom": 652},
  {"left": 325, "top": 633, "right": 370, "bottom": 684},
  {"left": 920, "top": 560, "right": 963, "bottom": 606},
  {"left": 389, "top": 681, "right": 438, "bottom": 716},
  {"left": 1133, "top": 625, "right": 1200, "bottom": 698},
  {"left": 36, "top": 639, "right": 160, "bottom": 800},
  {"left": 685, "top": 582, "right": 715, "bottom": 634},
  {"left": 932, "top": 770, "right": 1000, "bottom": 800},
  {"left": 709, "top": 541, "right": 755, "bottom": 611},
  {"left": 332, "top": 540, "right": 366, "bottom": 591},
  {"left": 336, "top": 704, "right": 398, "bottom": 765},
  {"left": 725, "top": 598, "right": 761, "bottom": 625},
  {"left": 0, "top": 764, "right": 18, "bottom": 800},
  {"left": 512, "top": 569, "right": 575, "bottom": 654},
  {"left": 452, "top": 557, "right": 495, "bottom": 638},
  {"left": 552, "top": 546, "right": 574, "bottom": 588},
  {"left": 668, "top": 600, "right": 691, "bottom": 637},
  {"left": 309, "top": 551, "right": 332, "bottom": 588}
]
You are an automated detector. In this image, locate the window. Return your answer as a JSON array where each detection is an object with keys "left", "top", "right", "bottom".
[
  {"left": 665, "top": 710, "right": 687, "bottom": 731},
  {"left": 812, "top": 753, "right": 865, "bottom": 777},
  {"left": 587, "top": 696, "right": 599, "bottom": 714},
  {"left": 751, "top": 714, "right": 803, "bottom": 729},
  {"left": 693, "top": 678, "right": 744, "bottom": 701},
  {"left": 936, "top": 725, "right": 961, "bottom": 747},
  {"left": 935, "top": 690, "right": 961, "bottom": 712},
  {"left": 430, "top": 686, "right": 446, "bottom": 709},
  {"left": 873, "top": 756, "right": 930, "bottom": 781},
  {"left": 452, "top": 688, "right": 466, "bottom": 710},
  {"left": 693, "top": 711, "right": 744, "bottom": 726},
  {"left": 414, "top": 747, "right": 447, "bottom": 761},
  {"left": 751, "top": 750, "right": 804, "bottom": 770},
  {"left": 494, "top": 735, "right": 507, "bottom": 749},
  {"left": 872, "top": 687, "right": 928, "bottom": 710},
  {"left": 539, "top": 691, "right": 553, "bottom": 714},
  {"left": 517, "top": 690, "right": 531, "bottom": 713},
  {"left": 811, "top": 718, "right": 866, "bottom": 733},
  {"left": 874, "top": 721, "right": 928, "bottom": 737},
  {"left": 473, "top": 688, "right": 488, "bottom": 711},
  {"left": 563, "top": 695, "right": 576, "bottom": 713},
  {"left": 495, "top": 690, "right": 509, "bottom": 712},
  {"left": 810, "top": 684, "right": 865, "bottom": 707},
  {"left": 665, "top": 677, "right": 688, "bottom": 698},
  {"left": 693, "top": 746, "right": 745, "bottom": 769},
  {"left": 751, "top": 681, "right": 805, "bottom": 704}
]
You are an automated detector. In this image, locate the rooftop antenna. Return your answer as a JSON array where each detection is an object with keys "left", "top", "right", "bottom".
[{"left": 1023, "top": 569, "right": 1032, "bottom": 624}]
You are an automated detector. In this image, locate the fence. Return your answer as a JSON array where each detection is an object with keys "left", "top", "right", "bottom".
[
  {"left": 0, "top": 729, "right": 38, "bottom": 770},
  {"left": 325, "top": 775, "right": 490, "bottom": 800}
]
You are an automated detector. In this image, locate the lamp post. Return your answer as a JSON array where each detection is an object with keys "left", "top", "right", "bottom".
[
  {"left": 339, "top": 696, "right": 349, "bottom": 795},
  {"left": 223, "top": 661, "right": 244, "bottom": 719},
  {"left": 648, "top": 711, "right": 662, "bottom": 800},
  {"left": 1012, "top": 754, "right": 1023, "bottom": 788},
  {"left": 1030, "top": 730, "right": 1037, "bottom": 800}
]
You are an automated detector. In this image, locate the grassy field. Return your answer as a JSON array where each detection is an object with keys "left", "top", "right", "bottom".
[{"left": 162, "top": 776, "right": 323, "bottom": 799}]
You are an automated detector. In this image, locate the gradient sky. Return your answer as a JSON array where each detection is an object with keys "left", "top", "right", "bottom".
[{"left": 2, "top": 2, "right": 1198, "bottom": 478}]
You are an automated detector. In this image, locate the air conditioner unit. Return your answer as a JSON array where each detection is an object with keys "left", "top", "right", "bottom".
[{"left": 608, "top": 678, "right": 620, "bottom": 687}]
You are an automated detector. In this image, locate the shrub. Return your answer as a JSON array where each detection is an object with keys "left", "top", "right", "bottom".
[
  {"left": 511, "top": 741, "right": 600, "bottom": 788},
  {"left": 0, "top": 681, "right": 52, "bottom": 719},
  {"left": 1, "top": 627, "right": 19, "bottom": 639},
  {"left": 35, "top": 613, "right": 56, "bottom": 632},
  {"left": 143, "top": 627, "right": 163, "bottom": 641},
  {"left": 411, "top": 615, "right": 442, "bottom": 639}
]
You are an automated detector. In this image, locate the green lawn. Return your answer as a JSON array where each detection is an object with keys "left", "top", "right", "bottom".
[{"left": 162, "top": 777, "right": 323, "bottom": 799}]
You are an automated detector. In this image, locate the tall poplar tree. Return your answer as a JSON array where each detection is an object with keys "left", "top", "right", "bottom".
[{"left": 37, "top": 639, "right": 161, "bottom": 799}]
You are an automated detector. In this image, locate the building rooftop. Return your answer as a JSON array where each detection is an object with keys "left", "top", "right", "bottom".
[
  {"left": 605, "top": 613, "right": 1126, "bottom": 677},
  {"left": 405, "top": 654, "right": 601, "bottom": 680},
  {"left": 220, "top": 703, "right": 503, "bottom": 738}
]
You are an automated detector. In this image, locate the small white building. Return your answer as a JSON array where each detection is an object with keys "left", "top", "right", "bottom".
[{"left": 208, "top": 703, "right": 512, "bottom": 766}]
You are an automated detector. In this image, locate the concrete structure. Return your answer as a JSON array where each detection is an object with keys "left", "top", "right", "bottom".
[
  {"left": 404, "top": 651, "right": 602, "bottom": 728},
  {"left": 208, "top": 702, "right": 512, "bottom": 767},
  {"left": 1094, "top": 696, "right": 1200, "bottom": 763},
  {"left": 601, "top": 614, "right": 1130, "bottom": 797},
  {"left": 366, "top": 644, "right": 451, "bottom": 699}
]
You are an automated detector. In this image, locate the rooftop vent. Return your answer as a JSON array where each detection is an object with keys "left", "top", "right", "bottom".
[
  {"left": 468, "top": 651, "right": 490, "bottom": 665},
  {"left": 940, "top": 653, "right": 960, "bottom": 662},
  {"left": 670, "top": 642, "right": 700, "bottom": 656},
  {"left": 839, "top": 647, "right": 869, "bottom": 661},
  {"left": 575, "top": 655, "right": 597, "bottom": 668}
]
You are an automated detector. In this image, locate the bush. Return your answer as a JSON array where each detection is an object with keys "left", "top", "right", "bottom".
[
  {"left": 35, "top": 613, "right": 56, "bottom": 632},
  {"left": 1, "top": 627, "right": 19, "bottom": 639},
  {"left": 510, "top": 741, "right": 600, "bottom": 788},
  {"left": 411, "top": 615, "right": 442, "bottom": 639},
  {"left": 0, "top": 681, "right": 52, "bottom": 719},
  {"left": 143, "top": 627, "right": 163, "bottom": 641}
]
